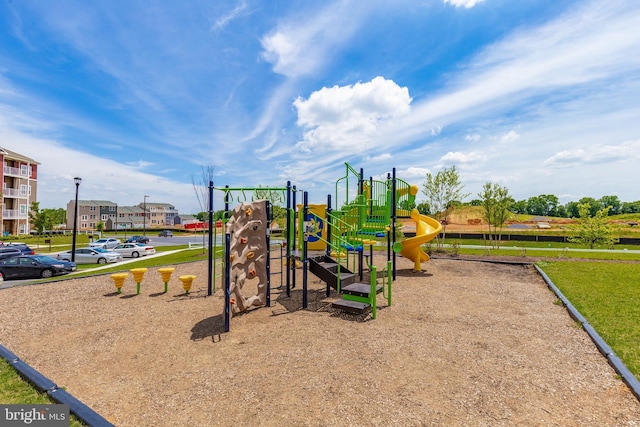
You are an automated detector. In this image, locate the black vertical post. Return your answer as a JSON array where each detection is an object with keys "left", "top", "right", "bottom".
[
  {"left": 369, "top": 176, "right": 374, "bottom": 264},
  {"left": 266, "top": 200, "right": 271, "bottom": 307},
  {"left": 207, "top": 181, "right": 214, "bottom": 296},
  {"left": 291, "top": 186, "right": 297, "bottom": 295},
  {"left": 224, "top": 185, "right": 230, "bottom": 216},
  {"left": 359, "top": 169, "right": 365, "bottom": 280},
  {"left": 326, "top": 194, "right": 332, "bottom": 297},
  {"left": 326, "top": 194, "right": 332, "bottom": 258},
  {"left": 392, "top": 168, "right": 397, "bottom": 280},
  {"left": 71, "top": 177, "right": 81, "bottom": 263},
  {"left": 387, "top": 172, "right": 392, "bottom": 263},
  {"left": 302, "top": 191, "right": 309, "bottom": 309},
  {"left": 286, "top": 181, "right": 292, "bottom": 298},
  {"left": 224, "top": 233, "right": 231, "bottom": 333},
  {"left": 292, "top": 186, "right": 297, "bottom": 252}
]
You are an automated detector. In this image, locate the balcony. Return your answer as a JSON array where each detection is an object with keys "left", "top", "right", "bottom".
[
  {"left": 2, "top": 209, "right": 28, "bottom": 219},
  {"left": 3, "top": 166, "right": 23, "bottom": 177},
  {"left": 2, "top": 187, "right": 27, "bottom": 198}
]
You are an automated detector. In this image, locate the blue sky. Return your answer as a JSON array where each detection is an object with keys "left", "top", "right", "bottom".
[{"left": 1, "top": 0, "right": 639, "bottom": 214}]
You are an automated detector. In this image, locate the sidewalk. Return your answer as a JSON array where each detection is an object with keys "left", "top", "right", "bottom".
[{"left": 67, "top": 249, "right": 186, "bottom": 275}]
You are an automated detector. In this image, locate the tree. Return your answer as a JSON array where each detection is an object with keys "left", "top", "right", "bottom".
[
  {"left": 510, "top": 199, "right": 528, "bottom": 215},
  {"left": 96, "top": 221, "right": 105, "bottom": 234},
  {"left": 577, "top": 197, "right": 601, "bottom": 217},
  {"left": 598, "top": 195, "right": 621, "bottom": 216},
  {"left": 192, "top": 164, "right": 215, "bottom": 253},
  {"left": 254, "top": 186, "right": 289, "bottom": 228},
  {"left": 422, "top": 165, "right": 469, "bottom": 249},
  {"left": 621, "top": 200, "right": 640, "bottom": 214},
  {"left": 398, "top": 198, "right": 416, "bottom": 212},
  {"left": 526, "top": 194, "right": 559, "bottom": 217},
  {"left": 254, "top": 186, "right": 286, "bottom": 207},
  {"left": 478, "top": 182, "right": 513, "bottom": 249},
  {"left": 568, "top": 203, "right": 618, "bottom": 249},
  {"left": 564, "top": 201, "right": 580, "bottom": 218},
  {"left": 416, "top": 202, "right": 431, "bottom": 215},
  {"left": 29, "top": 202, "right": 49, "bottom": 234}
]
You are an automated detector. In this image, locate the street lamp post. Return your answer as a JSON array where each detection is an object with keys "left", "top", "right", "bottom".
[
  {"left": 143, "top": 195, "right": 149, "bottom": 236},
  {"left": 71, "top": 177, "right": 82, "bottom": 262}
]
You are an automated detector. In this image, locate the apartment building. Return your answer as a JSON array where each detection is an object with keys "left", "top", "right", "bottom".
[
  {"left": 65, "top": 200, "right": 118, "bottom": 231},
  {"left": 110, "top": 205, "right": 148, "bottom": 231},
  {"left": 138, "top": 202, "right": 178, "bottom": 227},
  {"left": 1, "top": 147, "right": 39, "bottom": 236},
  {"left": 65, "top": 200, "right": 177, "bottom": 231}
]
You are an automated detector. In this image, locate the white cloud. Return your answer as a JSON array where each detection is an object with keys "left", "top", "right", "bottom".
[
  {"left": 0, "top": 128, "right": 198, "bottom": 213},
  {"left": 441, "top": 151, "right": 487, "bottom": 164},
  {"left": 500, "top": 130, "right": 519, "bottom": 144},
  {"left": 126, "top": 160, "right": 155, "bottom": 169},
  {"left": 543, "top": 140, "right": 640, "bottom": 168},
  {"left": 293, "top": 76, "right": 412, "bottom": 153},
  {"left": 389, "top": 2, "right": 640, "bottom": 145},
  {"left": 260, "top": 2, "right": 366, "bottom": 78},
  {"left": 398, "top": 167, "right": 430, "bottom": 181},
  {"left": 443, "top": 0, "right": 484, "bottom": 9},
  {"left": 211, "top": 1, "right": 248, "bottom": 31},
  {"left": 364, "top": 153, "right": 393, "bottom": 163},
  {"left": 465, "top": 134, "right": 480, "bottom": 142}
]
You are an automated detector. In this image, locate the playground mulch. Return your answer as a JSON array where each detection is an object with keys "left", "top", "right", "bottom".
[{"left": 1, "top": 257, "right": 639, "bottom": 426}]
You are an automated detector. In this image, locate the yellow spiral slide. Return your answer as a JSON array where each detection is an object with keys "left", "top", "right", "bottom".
[{"left": 393, "top": 209, "right": 443, "bottom": 272}]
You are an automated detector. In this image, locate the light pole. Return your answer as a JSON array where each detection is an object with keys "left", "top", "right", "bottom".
[
  {"left": 71, "top": 177, "right": 82, "bottom": 262},
  {"left": 143, "top": 195, "right": 149, "bottom": 236}
]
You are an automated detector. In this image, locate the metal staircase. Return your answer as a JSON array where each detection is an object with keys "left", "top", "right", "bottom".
[{"left": 309, "top": 254, "right": 390, "bottom": 317}]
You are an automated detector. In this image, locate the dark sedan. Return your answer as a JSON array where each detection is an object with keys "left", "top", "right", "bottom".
[
  {"left": 0, "top": 255, "right": 76, "bottom": 279},
  {"left": 125, "top": 235, "right": 150, "bottom": 244}
]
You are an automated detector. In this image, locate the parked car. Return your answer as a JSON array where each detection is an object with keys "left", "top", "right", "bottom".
[
  {"left": 158, "top": 230, "right": 173, "bottom": 237},
  {"left": 4, "top": 243, "right": 35, "bottom": 256},
  {"left": 89, "top": 238, "right": 121, "bottom": 249},
  {"left": 134, "top": 243, "right": 156, "bottom": 256},
  {"left": 0, "top": 247, "right": 22, "bottom": 260},
  {"left": 125, "top": 235, "right": 150, "bottom": 244},
  {"left": 0, "top": 255, "right": 76, "bottom": 279},
  {"left": 56, "top": 247, "right": 123, "bottom": 265},
  {"left": 112, "top": 243, "right": 155, "bottom": 258}
]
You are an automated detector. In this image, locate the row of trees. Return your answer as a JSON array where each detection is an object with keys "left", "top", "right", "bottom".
[
  {"left": 472, "top": 194, "right": 640, "bottom": 217},
  {"left": 421, "top": 166, "right": 620, "bottom": 250},
  {"left": 418, "top": 191, "right": 640, "bottom": 218}
]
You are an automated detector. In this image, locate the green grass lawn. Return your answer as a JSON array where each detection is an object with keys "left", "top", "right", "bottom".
[
  {"left": 0, "top": 360, "right": 85, "bottom": 426},
  {"left": 536, "top": 261, "right": 640, "bottom": 379}
]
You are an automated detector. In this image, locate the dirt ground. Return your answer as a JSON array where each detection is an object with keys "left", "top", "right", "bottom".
[{"left": 1, "top": 256, "right": 639, "bottom": 426}]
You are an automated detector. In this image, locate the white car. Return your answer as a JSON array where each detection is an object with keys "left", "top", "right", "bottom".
[
  {"left": 56, "top": 248, "right": 123, "bottom": 265},
  {"left": 134, "top": 243, "right": 156, "bottom": 256},
  {"left": 112, "top": 243, "right": 156, "bottom": 258},
  {"left": 89, "top": 238, "right": 121, "bottom": 249}
]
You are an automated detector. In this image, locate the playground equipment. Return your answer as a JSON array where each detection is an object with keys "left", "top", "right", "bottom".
[
  {"left": 179, "top": 275, "right": 196, "bottom": 294},
  {"left": 393, "top": 209, "right": 443, "bottom": 272},
  {"left": 130, "top": 268, "right": 148, "bottom": 295},
  {"left": 110, "top": 273, "right": 128, "bottom": 294},
  {"left": 158, "top": 267, "right": 175, "bottom": 293},
  {"left": 298, "top": 163, "right": 429, "bottom": 316},
  {"left": 226, "top": 200, "right": 269, "bottom": 316},
  {"left": 209, "top": 162, "right": 442, "bottom": 330}
]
